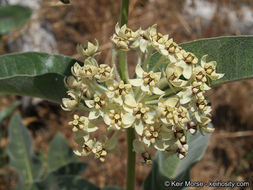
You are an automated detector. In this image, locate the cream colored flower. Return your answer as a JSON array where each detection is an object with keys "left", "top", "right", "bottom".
[
  {"left": 111, "top": 24, "right": 139, "bottom": 51},
  {"left": 112, "top": 80, "right": 132, "bottom": 97},
  {"left": 79, "top": 59, "right": 98, "bottom": 79},
  {"left": 201, "top": 55, "right": 224, "bottom": 80},
  {"left": 196, "top": 97, "right": 208, "bottom": 111},
  {"left": 122, "top": 102, "right": 155, "bottom": 136},
  {"left": 64, "top": 76, "right": 81, "bottom": 89},
  {"left": 95, "top": 64, "right": 114, "bottom": 82},
  {"left": 111, "top": 34, "right": 129, "bottom": 51},
  {"left": 71, "top": 62, "right": 82, "bottom": 77},
  {"left": 176, "top": 50, "right": 198, "bottom": 79},
  {"left": 148, "top": 24, "right": 169, "bottom": 55},
  {"left": 92, "top": 142, "right": 107, "bottom": 162},
  {"left": 104, "top": 109, "right": 131, "bottom": 130},
  {"left": 61, "top": 91, "right": 79, "bottom": 111},
  {"left": 159, "top": 97, "right": 178, "bottom": 125},
  {"left": 130, "top": 35, "right": 149, "bottom": 53},
  {"left": 176, "top": 140, "right": 188, "bottom": 159},
  {"left": 143, "top": 124, "right": 172, "bottom": 150},
  {"left": 85, "top": 93, "right": 108, "bottom": 120},
  {"left": 159, "top": 97, "right": 190, "bottom": 127},
  {"left": 68, "top": 114, "right": 98, "bottom": 133},
  {"left": 77, "top": 40, "right": 100, "bottom": 58},
  {"left": 164, "top": 64, "right": 187, "bottom": 87},
  {"left": 115, "top": 23, "right": 138, "bottom": 41},
  {"left": 193, "top": 66, "right": 207, "bottom": 83},
  {"left": 123, "top": 94, "right": 137, "bottom": 113},
  {"left": 194, "top": 115, "right": 214, "bottom": 133},
  {"left": 62, "top": 23, "right": 225, "bottom": 163},
  {"left": 129, "top": 64, "right": 164, "bottom": 95},
  {"left": 74, "top": 139, "right": 94, "bottom": 156},
  {"left": 174, "top": 129, "right": 188, "bottom": 159},
  {"left": 65, "top": 76, "right": 92, "bottom": 98},
  {"left": 187, "top": 121, "right": 197, "bottom": 135},
  {"left": 107, "top": 80, "right": 132, "bottom": 105},
  {"left": 177, "top": 81, "right": 210, "bottom": 105},
  {"left": 164, "top": 39, "right": 182, "bottom": 62}
]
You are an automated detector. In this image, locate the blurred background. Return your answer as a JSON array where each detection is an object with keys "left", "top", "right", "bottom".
[{"left": 0, "top": 0, "right": 253, "bottom": 189}]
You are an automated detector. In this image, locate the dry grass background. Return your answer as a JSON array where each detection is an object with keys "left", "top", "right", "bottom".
[{"left": 0, "top": 0, "right": 253, "bottom": 189}]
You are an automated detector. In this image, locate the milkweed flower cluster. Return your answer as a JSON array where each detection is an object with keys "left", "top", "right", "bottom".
[{"left": 62, "top": 24, "right": 224, "bottom": 163}]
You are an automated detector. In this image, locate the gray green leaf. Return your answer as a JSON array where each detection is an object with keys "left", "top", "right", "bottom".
[
  {"left": 102, "top": 187, "right": 123, "bottom": 190},
  {"left": 33, "top": 176, "right": 99, "bottom": 190},
  {"left": 150, "top": 36, "right": 253, "bottom": 86},
  {"left": 49, "top": 162, "right": 88, "bottom": 176},
  {"left": 0, "top": 52, "right": 80, "bottom": 103},
  {"left": 6, "top": 113, "right": 43, "bottom": 188},
  {"left": 0, "top": 5, "right": 32, "bottom": 35},
  {"left": 47, "top": 132, "right": 77, "bottom": 172},
  {"left": 0, "top": 101, "right": 20, "bottom": 124},
  {"left": 181, "top": 36, "right": 253, "bottom": 85}
]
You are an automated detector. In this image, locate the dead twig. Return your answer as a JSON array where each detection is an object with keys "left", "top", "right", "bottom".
[{"left": 216, "top": 130, "right": 253, "bottom": 138}]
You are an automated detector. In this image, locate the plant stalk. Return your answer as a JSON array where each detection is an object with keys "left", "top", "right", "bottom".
[
  {"left": 119, "top": 0, "right": 130, "bottom": 83},
  {"left": 126, "top": 128, "right": 136, "bottom": 190},
  {"left": 119, "top": 1, "right": 136, "bottom": 190}
]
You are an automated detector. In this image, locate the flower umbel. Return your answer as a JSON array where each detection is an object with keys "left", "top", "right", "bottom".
[{"left": 62, "top": 23, "right": 224, "bottom": 163}]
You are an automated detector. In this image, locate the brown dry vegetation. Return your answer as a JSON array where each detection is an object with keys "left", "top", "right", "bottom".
[{"left": 0, "top": 0, "right": 253, "bottom": 190}]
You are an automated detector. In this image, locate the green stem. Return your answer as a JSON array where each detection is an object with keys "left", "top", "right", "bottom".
[
  {"left": 163, "top": 86, "right": 182, "bottom": 96},
  {"left": 119, "top": 1, "right": 136, "bottom": 190},
  {"left": 145, "top": 99, "right": 159, "bottom": 105},
  {"left": 152, "top": 56, "right": 167, "bottom": 72},
  {"left": 119, "top": 51, "right": 129, "bottom": 82},
  {"left": 119, "top": 0, "right": 129, "bottom": 83},
  {"left": 112, "top": 49, "right": 121, "bottom": 82},
  {"left": 126, "top": 128, "right": 136, "bottom": 190},
  {"left": 120, "top": 0, "right": 129, "bottom": 27},
  {"left": 142, "top": 48, "right": 153, "bottom": 71}
]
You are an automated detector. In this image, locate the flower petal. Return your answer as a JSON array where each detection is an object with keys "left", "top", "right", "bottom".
[
  {"left": 133, "top": 139, "right": 146, "bottom": 154},
  {"left": 87, "top": 126, "right": 98, "bottom": 133},
  {"left": 85, "top": 100, "right": 94, "bottom": 108},
  {"left": 180, "top": 96, "right": 191, "bottom": 104},
  {"left": 134, "top": 120, "right": 144, "bottom": 136},
  {"left": 165, "top": 97, "right": 178, "bottom": 107},
  {"left": 129, "top": 79, "right": 142, "bottom": 86},
  {"left": 169, "top": 55, "right": 177, "bottom": 63},
  {"left": 161, "top": 117, "right": 169, "bottom": 124},
  {"left": 143, "top": 137, "right": 151, "bottom": 146},
  {"left": 151, "top": 87, "right": 164, "bottom": 95},
  {"left": 201, "top": 54, "right": 208, "bottom": 67},
  {"left": 103, "top": 114, "right": 111, "bottom": 125},
  {"left": 154, "top": 140, "right": 167, "bottom": 151},
  {"left": 183, "top": 64, "right": 192, "bottom": 79},
  {"left": 114, "top": 96, "right": 123, "bottom": 105},
  {"left": 140, "top": 39, "right": 148, "bottom": 53},
  {"left": 141, "top": 85, "right": 150, "bottom": 93},
  {"left": 160, "top": 48, "right": 168, "bottom": 56},
  {"left": 146, "top": 112, "right": 155, "bottom": 124},
  {"left": 136, "top": 64, "right": 144, "bottom": 78},
  {"left": 115, "top": 23, "right": 120, "bottom": 35},
  {"left": 89, "top": 110, "right": 100, "bottom": 120},
  {"left": 124, "top": 94, "right": 137, "bottom": 107},
  {"left": 195, "top": 111, "right": 201, "bottom": 123},
  {"left": 122, "top": 113, "right": 135, "bottom": 126}
]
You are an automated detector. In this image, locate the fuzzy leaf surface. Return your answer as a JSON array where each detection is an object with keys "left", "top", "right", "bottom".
[
  {"left": 0, "top": 5, "right": 32, "bottom": 34},
  {"left": 6, "top": 113, "right": 43, "bottom": 189},
  {"left": 0, "top": 52, "right": 79, "bottom": 103}
]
